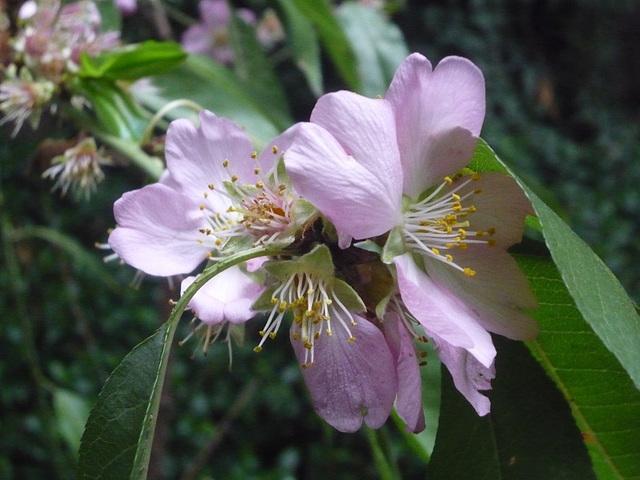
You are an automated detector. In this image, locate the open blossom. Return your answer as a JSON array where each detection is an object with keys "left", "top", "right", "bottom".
[
  {"left": 108, "top": 110, "right": 310, "bottom": 277},
  {"left": 284, "top": 53, "right": 538, "bottom": 415},
  {"left": 253, "top": 244, "right": 400, "bottom": 432}
]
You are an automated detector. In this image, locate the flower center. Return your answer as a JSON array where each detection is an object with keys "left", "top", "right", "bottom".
[
  {"left": 196, "top": 146, "right": 295, "bottom": 254},
  {"left": 254, "top": 272, "right": 356, "bottom": 367},
  {"left": 403, "top": 174, "right": 494, "bottom": 277}
]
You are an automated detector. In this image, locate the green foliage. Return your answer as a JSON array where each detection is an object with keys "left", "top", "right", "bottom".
[
  {"left": 336, "top": 2, "right": 409, "bottom": 98},
  {"left": 429, "top": 337, "right": 597, "bottom": 479},
  {"left": 78, "top": 41, "right": 187, "bottom": 81}
]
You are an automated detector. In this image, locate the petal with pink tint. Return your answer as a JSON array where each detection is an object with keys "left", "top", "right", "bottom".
[
  {"left": 181, "top": 266, "right": 264, "bottom": 325},
  {"left": 165, "top": 110, "right": 256, "bottom": 208},
  {"left": 453, "top": 172, "right": 533, "bottom": 248},
  {"left": 109, "top": 183, "right": 210, "bottom": 276},
  {"left": 424, "top": 247, "right": 539, "bottom": 340},
  {"left": 310, "top": 91, "right": 403, "bottom": 202},
  {"left": 394, "top": 253, "right": 495, "bottom": 368},
  {"left": 386, "top": 54, "right": 485, "bottom": 198},
  {"left": 285, "top": 122, "right": 403, "bottom": 242},
  {"left": 382, "top": 312, "right": 425, "bottom": 433},
  {"left": 432, "top": 334, "right": 495, "bottom": 416},
  {"left": 291, "top": 315, "right": 397, "bottom": 432}
]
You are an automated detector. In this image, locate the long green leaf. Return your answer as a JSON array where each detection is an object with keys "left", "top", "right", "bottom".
[
  {"left": 336, "top": 2, "right": 409, "bottom": 98},
  {"left": 277, "top": 0, "right": 323, "bottom": 96},
  {"left": 227, "top": 14, "right": 292, "bottom": 131},
  {"left": 77, "top": 246, "right": 284, "bottom": 479},
  {"left": 429, "top": 336, "right": 597, "bottom": 479},
  {"left": 291, "top": 0, "right": 360, "bottom": 91},
  {"left": 78, "top": 41, "right": 187, "bottom": 81},
  {"left": 469, "top": 139, "right": 640, "bottom": 478}
]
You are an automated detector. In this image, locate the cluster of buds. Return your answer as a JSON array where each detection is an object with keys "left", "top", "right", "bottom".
[
  {"left": 107, "top": 53, "right": 539, "bottom": 434},
  {"left": 1, "top": 0, "right": 120, "bottom": 198}
]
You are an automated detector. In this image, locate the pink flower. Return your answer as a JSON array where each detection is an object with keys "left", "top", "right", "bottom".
[
  {"left": 181, "top": 0, "right": 255, "bottom": 64},
  {"left": 253, "top": 244, "right": 399, "bottom": 432},
  {"left": 108, "top": 110, "right": 304, "bottom": 277},
  {"left": 283, "top": 53, "right": 538, "bottom": 416}
]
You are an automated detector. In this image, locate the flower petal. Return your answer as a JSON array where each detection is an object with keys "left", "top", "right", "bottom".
[
  {"left": 394, "top": 253, "right": 495, "bottom": 368},
  {"left": 432, "top": 334, "right": 495, "bottom": 416},
  {"left": 310, "top": 91, "right": 403, "bottom": 202},
  {"left": 285, "top": 122, "right": 403, "bottom": 241},
  {"left": 181, "top": 266, "right": 264, "bottom": 325},
  {"left": 386, "top": 54, "right": 485, "bottom": 197},
  {"left": 382, "top": 312, "right": 425, "bottom": 433},
  {"left": 165, "top": 110, "right": 256, "bottom": 210},
  {"left": 424, "top": 247, "right": 539, "bottom": 340},
  {"left": 109, "top": 183, "right": 210, "bottom": 276},
  {"left": 291, "top": 315, "right": 397, "bottom": 432},
  {"left": 453, "top": 172, "right": 533, "bottom": 247}
]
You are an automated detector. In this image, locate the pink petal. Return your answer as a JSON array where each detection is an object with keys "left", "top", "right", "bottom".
[
  {"left": 453, "top": 172, "right": 533, "bottom": 247},
  {"left": 285, "top": 122, "right": 403, "bottom": 242},
  {"left": 291, "top": 315, "right": 397, "bottom": 432},
  {"left": 165, "top": 110, "right": 257, "bottom": 209},
  {"left": 386, "top": 54, "right": 485, "bottom": 198},
  {"left": 310, "top": 91, "right": 403, "bottom": 202},
  {"left": 394, "top": 254, "right": 495, "bottom": 368},
  {"left": 432, "top": 334, "right": 495, "bottom": 416},
  {"left": 109, "top": 183, "right": 210, "bottom": 276},
  {"left": 382, "top": 312, "right": 425, "bottom": 433},
  {"left": 181, "top": 266, "right": 264, "bottom": 324},
  {"left": 424, "top": 247, "right": 539, "bottom": 340}
]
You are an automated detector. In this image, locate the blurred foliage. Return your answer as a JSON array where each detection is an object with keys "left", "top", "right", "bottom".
[{"left": 1, "top": 0, "right": 638, "bottom": 479}]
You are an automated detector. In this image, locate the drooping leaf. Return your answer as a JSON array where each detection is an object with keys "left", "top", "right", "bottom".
[
  {"left": 78, "top": 41, "right": 187, "bottom": 81},
  {"left": 76, "top": 246, "right": 285, "bottom": 479},
  {"left": 227, "top": 14, "right": 292, "bottom": 131},
  {"left": 277, "top": 0, "right": 323, "bottom": 96},
  {"left": 428, "top": 336, "right": 597, "bottom": 479},
  {"left": 291, "top": 0, "right": 360, "bottom": 92},
  {"left": 336, "top": 2, "right": 409, "bottom": 98},
  {"left": 76, "top": 321, "right": 177, "bottom": 480}
]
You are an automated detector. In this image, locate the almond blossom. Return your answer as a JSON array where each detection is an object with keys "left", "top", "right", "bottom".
[
  {"left": 283, "top": 53, "right": 538, "bottom": 415},
  {"left": 108, "top": 110, "right": 309, "bottom": 277}
]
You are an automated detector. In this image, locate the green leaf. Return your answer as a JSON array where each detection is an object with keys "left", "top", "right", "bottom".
[
  {"left": 228, "top": 14, "right": 292, "bottom": 131},
  {"left": 523, "top": 188, "right": 640, "bottom": 391},
  {"left": 277, "top": 0, "right": 323, "bottom": 96},
  {"left": 135, "top": 54, "right": 283, "bottom": 149},
  {"left": 78, "top": 41, "right": 187, "bottom": 81},
  {"left": 291, "top": 0, "right": 360, "bottom": 91},
  {"left": 467, "top": 139, "right": 640, "bottom": 478},
  {"left": 517, "top": 252, "right": 640, "bottom": 479},
  {"left": 429, "top": 336, "right": 597, "bottom": 479},
  {"left": 336, "top": 2, "right": 409, "bottom": 97},
  {"left": 76, "top": 246, "right": 285, "bottom": 479},
  {"left": 53, "top": 388, "right": 91, "bottom": 457},
  {"left": 76, "top": 321, "right": 176, "bottom": 480},
  {"left": 474, "top": 138, "right": 640, "bottom": 392},
  {"left": 73, "top": 79, "right": 148, "bottom": 141}
]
